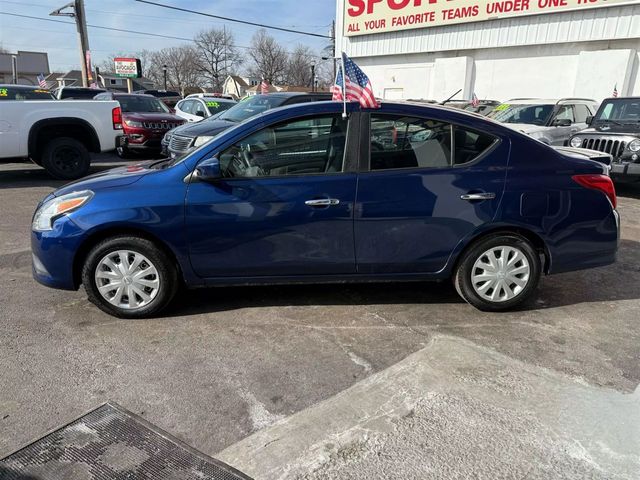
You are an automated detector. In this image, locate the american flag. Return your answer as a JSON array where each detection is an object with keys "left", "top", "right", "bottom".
[
  {"left": 613, "top": 84, "right": 618, "bottom": 98},
  {"left": 471, "top": 92, "right": 479, "bottom": 108},
  {"left": 260, "top": 79, "right": 269, "bottom": 95},
  {"left": 332, "top": 53, "right": 378, "bottom": 109},
  {"left": 37, "top": 73, "right": 47, "bottom": 89}
]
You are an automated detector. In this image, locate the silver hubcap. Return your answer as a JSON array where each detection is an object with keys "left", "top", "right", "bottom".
[
  {"left": 471, "top": 246, "right": 530, "bottom": 303},
  {"left": 94, "top": 250, "right": 160, "bottom": 310}
]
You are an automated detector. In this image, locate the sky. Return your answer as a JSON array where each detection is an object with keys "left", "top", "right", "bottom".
[{"left": 0, "top": 0, "right": 336, "bottom": 73}]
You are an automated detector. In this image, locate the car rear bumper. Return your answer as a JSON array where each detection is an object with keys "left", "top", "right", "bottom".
[{"left": 548, "top": 209, "right": 619, "bottom": 274}]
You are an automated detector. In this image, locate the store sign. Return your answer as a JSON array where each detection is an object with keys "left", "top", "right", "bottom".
[
  {"left": 343, "top": 0, "right": 640, "bottom": 36},
  {"left": 114, "top": 57, "right": 142, "bottom": 78}
]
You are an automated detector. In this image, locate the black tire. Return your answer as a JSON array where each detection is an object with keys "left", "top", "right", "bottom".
[
  {"left": 41, "top": 137, "right": 91, "bottom": 180},
  {"left": 116, "top": 145, "right": 133, "bottom": 159},
  {"left": 81, "top": 236, "right": 179, "bottom": 318},
  {"left": 454, "top": 234, "right": 541, "bottom": 312}
]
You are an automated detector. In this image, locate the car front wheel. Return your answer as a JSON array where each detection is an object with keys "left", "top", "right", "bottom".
[
  {"left": 454, "top": 234, "right": 541, "bottom": 311},
  {"left": 81, "top": 236, "right": 178, "bottom": 318}
]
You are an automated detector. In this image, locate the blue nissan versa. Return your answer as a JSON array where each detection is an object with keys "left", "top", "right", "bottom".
[{"left": 31, "top": 101, "right": 619, "bottom": 318}]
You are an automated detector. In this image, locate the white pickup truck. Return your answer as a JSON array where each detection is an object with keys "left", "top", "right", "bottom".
[{"left": 0, "top": 85, "right": 123, "bottom": 179}]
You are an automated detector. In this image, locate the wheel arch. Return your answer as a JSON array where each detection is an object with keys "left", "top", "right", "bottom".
[
  {"left": 28, "top": 118, "right": 101, "bottom": 161},
  {"left": 72, "top": 226, "right": 187, "bottom": 289},
  {"left": 450, "top": 226, "right": 551, "bottom": 277}
]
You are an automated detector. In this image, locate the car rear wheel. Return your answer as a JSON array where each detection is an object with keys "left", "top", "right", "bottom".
[
  {"left": 116, "top": 145, "right": 133, "bottom": 159},
  {"left": 81, "top": 236, "right": 178, "bottom": 318},
  {"left": 454, "top": 234, "right": 541, "bottom": 311},
  {"left": 41, "top": 137, "right": 91, "bottom": 180}
]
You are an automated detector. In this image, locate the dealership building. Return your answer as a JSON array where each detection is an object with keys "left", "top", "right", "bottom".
[{"left": 335, "top": 0, "right": 640, "bottom": 103}]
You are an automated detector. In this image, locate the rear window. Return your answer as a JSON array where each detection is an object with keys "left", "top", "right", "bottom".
[
  {"left": 59, "top": 88, "right": 106, "bottom": 99},
  {"left": 0, "top": 87, "right": 53, "bottom": 100},
  {"left": 116, "top": 96, "right": 169, "bottom": 113}
]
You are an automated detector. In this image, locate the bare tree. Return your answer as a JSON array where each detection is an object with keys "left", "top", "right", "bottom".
[
  {"left": 194, "top": 27, "right": 242, "bottom": 91},
  {"left": 247, "top": 29, "right": 288, "bottom": 84},
  {"left": 151, "top": 45, "right": 200, "bottom": 96},
  {"left": 285, "top": 45, "right": 314, "bottom": 87}
]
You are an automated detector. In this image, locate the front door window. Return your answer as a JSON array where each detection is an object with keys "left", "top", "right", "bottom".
[{"left": 218, "top": 115, "right": 348, "bottom": 178}]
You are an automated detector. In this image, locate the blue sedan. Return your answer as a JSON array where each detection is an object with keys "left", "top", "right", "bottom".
[{"left": 31, "top": 101, "right": 619, "bottom": 318}]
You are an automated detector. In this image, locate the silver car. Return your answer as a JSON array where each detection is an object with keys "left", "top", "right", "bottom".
[{"left": 487, "top": 98, "right": 598, "bottom": 146}]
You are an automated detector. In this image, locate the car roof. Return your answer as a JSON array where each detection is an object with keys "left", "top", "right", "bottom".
[
  {"left": 504, "top": 98, "right": 597, "bottom": 105},
  {"left": 108, "top": 93, "right": 156, "bottom": 98},
  {"left": 0, "top": 84, "right": 48, "bottom": 89},
  {"left": 190, "top": 97, "right": 236, "bottom": 102},
  {"left": 260, "top": 92, "right": 332, "bottom": 98}
]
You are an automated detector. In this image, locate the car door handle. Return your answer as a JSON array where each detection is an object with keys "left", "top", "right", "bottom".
[
  {"left": 460, "top": 192, "right": 496, "bottom": 201},
  {"left": 305, "top": 198, "right": 340, "bottom": 207}
]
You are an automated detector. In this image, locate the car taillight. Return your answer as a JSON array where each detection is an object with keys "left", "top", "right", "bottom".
[
  {"left": 572, "top": 174, "right": 617, "bottom": 209},
  {"left": 112, "top": 107, "right": 123, "bottom": 130}
]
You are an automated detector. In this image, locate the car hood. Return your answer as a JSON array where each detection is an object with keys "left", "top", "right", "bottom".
[
  {"left": 170, "top": 118, "right": 236, "bottom": 138},
  {"left": 52, "top": 162, "right": 157, "bottom": 197},
  {"left": 574, "top": 125, "right": 640, "bottom": 136},
  {"left": 503, "top": 123, "right": 546, "bottom": 135},
  {"left": 123, "top": 112, "right": 183, "bottom": 123}
]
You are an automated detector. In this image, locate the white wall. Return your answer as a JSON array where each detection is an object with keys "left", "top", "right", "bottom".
[{"left": 354, "top": 40, "right": 639, "bottom": 103}]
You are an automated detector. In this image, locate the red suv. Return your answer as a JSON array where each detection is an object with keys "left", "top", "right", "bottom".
[{"left": 94, "top": 92, "right": 184, "bottom": 158}]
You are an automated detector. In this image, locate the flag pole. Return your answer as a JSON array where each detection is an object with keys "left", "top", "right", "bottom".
[{"left": 340, "top": 52, "right": 347, "bottom": 119}]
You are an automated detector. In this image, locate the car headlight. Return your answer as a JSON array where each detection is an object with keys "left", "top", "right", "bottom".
[
  {"left": 193, "top": 135, "right": 214, "bottom": 148},
  {"left": 124, "top": 119, "right": 143, "bottom": 128},
  {"left": 628, "top": 139, "right": 640, "bottom": 152},
  {"left": 32, "top": 190, "right": 93, "bottom": 232},
  {"left": 570, "top": 136, "right": 583, "bottom": 148}
]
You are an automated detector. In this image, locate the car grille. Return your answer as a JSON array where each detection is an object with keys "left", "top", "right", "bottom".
[
  {"left": 169, "top": 134, "right": 194, "bottom": 152},
  {"left": 580, "top": 138, "right": 627, "bottom": 158},
  {"left": 143, "top": 122, "right": 182, "bottom": 130}
]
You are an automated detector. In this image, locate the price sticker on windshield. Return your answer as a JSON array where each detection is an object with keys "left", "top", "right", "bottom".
[
  {"left": 0, "top": 88, "right": 7, "bottom": 97},
  {"left": 206, "top": 101, "right": 220, "bottom": 108},
  {"left": 494, "top": 104, "right": 510, "bottom": 111}
]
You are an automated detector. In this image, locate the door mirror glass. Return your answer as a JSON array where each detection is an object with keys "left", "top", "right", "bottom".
[
  {"left": 552, "top": 118, "right": 572, "bottom": 127},
  {"left": 195, "top": 157, "right": 221, "bottom": 181},
  {"left": 195, "top": 110, "right": 206, "bottom": 118}
]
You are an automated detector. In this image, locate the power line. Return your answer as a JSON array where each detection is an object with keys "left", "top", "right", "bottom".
[
  {"left": 133, "top": 0, "right": 332, "bottom": 39},
  {"left": 0, "top": 11, "right": 328, "bottom": 59}
]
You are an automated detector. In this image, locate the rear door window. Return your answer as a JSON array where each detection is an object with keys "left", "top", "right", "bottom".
[
  {"left": 370, "top": 115, "right": 452, "bottom": 170},
  {"left": 453, "top": 127, "right": 498, "bottom": 166}
]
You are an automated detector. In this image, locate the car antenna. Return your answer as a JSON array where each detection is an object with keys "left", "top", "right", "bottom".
[{"left": 439, "top": 89, "right": 462, "bottom": 105}]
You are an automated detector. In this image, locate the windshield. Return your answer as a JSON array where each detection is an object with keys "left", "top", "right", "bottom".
[
  {"left": 0, "top": 87, "right": 54, "bottom": 100},
  {"left": 118, "top": 96, "right": 170, "bottom": 113},
  {"left": 487, "top": 104, "right": 554, "bottom": 126},
  {"left": 217, "top": 95, "right": 286, "bottom": 123},
  {"left": 595, "top": 99, "right": 640, "bottom": 124},
  {"left": 204, "top": 100, "right": 235, "bottom": 115}
]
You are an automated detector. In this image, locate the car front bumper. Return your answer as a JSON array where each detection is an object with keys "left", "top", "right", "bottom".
[
  {"left": 610, "top": 161, "right": 640, "bottom": 179},
  {"left": 31, "top": 216, "right": 86, "bottom": 291}
]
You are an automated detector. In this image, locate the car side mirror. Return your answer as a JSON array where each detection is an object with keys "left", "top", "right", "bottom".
[
  {"left": 195, "top": 157, "right": 221, "bottom": 182},
  {"left": 195, "top": 111, "right": 206, "bottom": 118},
  {"left": 552, "top": 118, "right": 572, "bottom": 127},
  {"left": 586, "top": 115, "right": 594, "bottom": 125}
]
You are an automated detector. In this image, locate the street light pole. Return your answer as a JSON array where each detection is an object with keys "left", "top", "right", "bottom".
[
  {"left": 10, "top": 54, "right": 18, "bottom": 84},
  {"left": 50, "top": 0, "right": 91, "bottom": 87},
  {"left": 163, "top": 65, "right": 167, "bottom": 90}
]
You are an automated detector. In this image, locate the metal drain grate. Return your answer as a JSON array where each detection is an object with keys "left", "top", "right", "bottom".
[{"left": 0, "top": 403, "right": 252, "bottom": 480}]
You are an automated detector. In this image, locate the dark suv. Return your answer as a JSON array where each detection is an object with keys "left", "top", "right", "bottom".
[
  {"left": 569, "top": 97, "right": 640, "bottom": 181},
  {"left": 162, "top": 92, "right": 332, "bottom": 157}
]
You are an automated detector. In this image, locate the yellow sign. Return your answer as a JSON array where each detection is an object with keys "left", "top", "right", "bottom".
[{"left": 343, "top": 0, "right": 640, "bottom": 36}]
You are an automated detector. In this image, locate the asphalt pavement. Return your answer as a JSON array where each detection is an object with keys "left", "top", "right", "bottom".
[{"left": 0, "top": 156, "right": 638, "bottom": 479}]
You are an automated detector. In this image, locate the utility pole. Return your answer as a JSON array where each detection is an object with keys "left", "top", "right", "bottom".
[
  {"left": 310, "top": 64, "right": 315, "bottom": 92},
  {"left": 50, "top": 1, "right": 91, "bottom": 87},
  {"left": 331, "top": 20, "right": 336, "bottom": 81}
]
